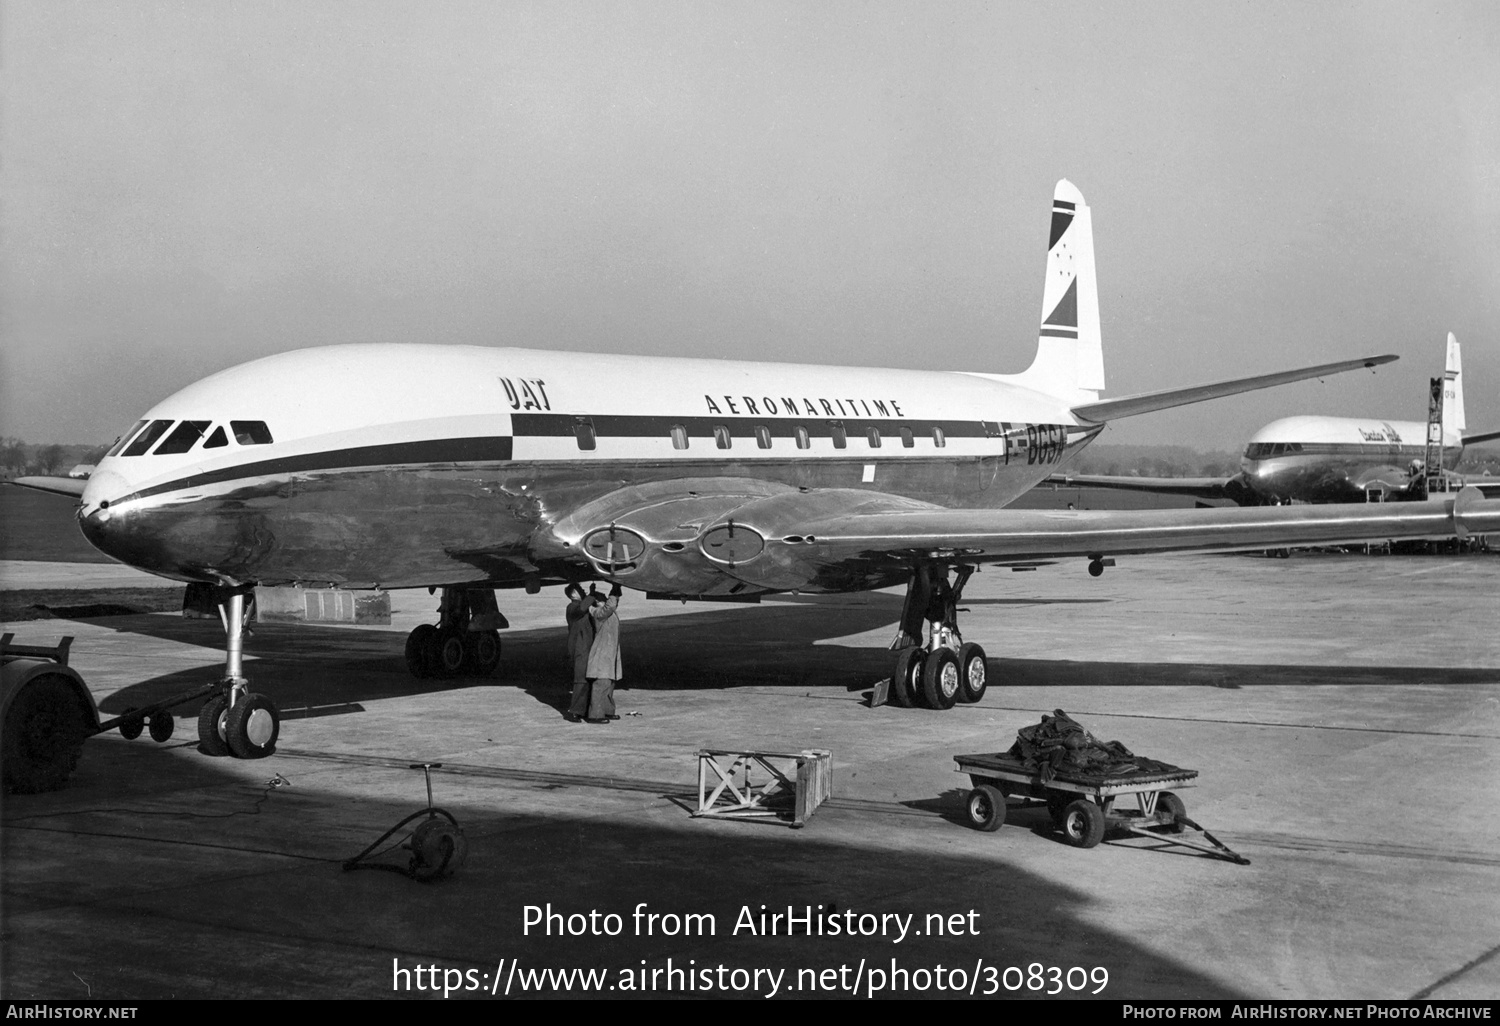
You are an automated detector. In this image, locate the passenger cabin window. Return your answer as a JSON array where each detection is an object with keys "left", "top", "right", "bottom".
[
  {"left": 231, "top": 421, "right": 274, "bottom": 445},
  {"left": 203, "top": 426, "right": 228, "bottom": 448},
  {"left": 122, "top": 420, "right": 173, "bottom": 456},
  {"left": 830, "top": 422, "right": 847, "bottom": 449},
  {"left": 755, "top": 425, "right": 772, "bottom": 449},
  {"left": 572, "top": 418, "right": 596, "bottom": 451},
  {"left": 932, "top": 426, "right": 946, "bottom": 448},
  {"left": 794, "top": 426, "right": 810, "bottom": 450},
  {"left": 900, "top": 427, "right": 914, "bottom": 448},
  {"left": 866, "top": 427, "right": 881, "bottom": 448},
  {"left": 107, "top": 421, "right": 148, "bottom": 457},
  {"left": 670, "top": 424, "right": 689, "bottom": 450},
  {"left": 713, "top": 425, "right": 732, "bottom": 450},
  {"left": 153, "top": 420, "right": 212, "bottom": 455}
]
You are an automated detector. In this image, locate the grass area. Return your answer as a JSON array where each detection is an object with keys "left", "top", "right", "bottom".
[
  {"left": 0, "top": 588, "right": 182, "bottom": 621},
  {"left": 0, "top": 486, "right": 109, "bottom": 562}
]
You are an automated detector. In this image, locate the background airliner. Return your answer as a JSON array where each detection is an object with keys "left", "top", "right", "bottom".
[
  {"left": 14, "top": 180, "right": 1500, "bottom": 761},
  {"left": 1048, "top": 333, "right": 1500, "bottom": 505}
]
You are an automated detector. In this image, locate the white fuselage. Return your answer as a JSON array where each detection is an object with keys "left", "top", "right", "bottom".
[{"left": 78, "top": 344, "right": 1101, "bottom": 592}]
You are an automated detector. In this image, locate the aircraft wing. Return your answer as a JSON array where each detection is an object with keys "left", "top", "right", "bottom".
[
  {"left": 8, "top": 476, "right": 87, "bottom": 498},
  {"left": 731, "top": 486, "right": 1498, "bottom": 589},
  {"left": 1069, "top": 354, "right": 1397, "bottom": 423},
  {"left": 1042, "top": 472, "right": 1235, "bottom": 500}
]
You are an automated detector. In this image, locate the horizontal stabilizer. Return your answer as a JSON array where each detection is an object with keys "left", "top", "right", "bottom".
[
  {"left": 1070, "top": 354, "right": 1398, "bottom": 423},
  {"left": 1462, "top": 428, "right": 1500, "bottom": 446},
  {"left": 8, "top": 476, "right": 87, "bottom": 498}
]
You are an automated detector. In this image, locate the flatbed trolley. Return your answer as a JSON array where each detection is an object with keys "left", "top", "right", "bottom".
[{"left": 954, "top": 752, "right": 1249, "bottom": 864}]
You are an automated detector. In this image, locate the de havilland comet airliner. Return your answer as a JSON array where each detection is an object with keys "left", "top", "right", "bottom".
[
  {"left": 1047, "top": 332, "right": 1500, "bottom": 505},
  {"left": 14, "top": 180, "right": 1500, "bottom": 763}
]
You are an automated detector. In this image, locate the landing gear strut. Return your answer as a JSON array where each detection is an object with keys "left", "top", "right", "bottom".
[
  {"left": 887, "top": 564, "right": 987, "bottom": 710},
  {"left": 196, "top": 589, "right": 280, "bottom": 759},
  {"left": 404, "top": 587, "right": 506, "bottom": 680}
]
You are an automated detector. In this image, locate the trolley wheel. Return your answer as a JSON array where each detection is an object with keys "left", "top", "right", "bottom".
[
  {"left": 224, "top": 693, "right": 280, "bottom": 759},
  {"left": 197, "top": 695, "right": 230, "bottom": 757},
  {"left": 431, "top": 627, "right": 467, "bottom": 678},
  {"left": 1061, "top": 799, "right": 1106, "bottom": 849},
  {"left": 405, "top": 624, "right": 436, "bottom": 678},
  {"left": 119, "top": 708, "right": 144, "bottom": 741},
  {"left": 1157, "top": 791, "right": 1186, "bottom": 833},
  {"left": 889, "top": 648, "right": 923, "bottom": 708},
  {"left": 965, "top": 784, "right": 1006, "bottom": 832},
  {"left": 921, "top": 648, "right": 960, "bottom": 710},
  {"left": 465, "top": 630, "right": 502, "bottom": 677},
  {"left": 957, "top": 642, "right": 987, "bottom": 703},
  {"left": 147, "top": 711, "right": 174, "bottom": 743}
]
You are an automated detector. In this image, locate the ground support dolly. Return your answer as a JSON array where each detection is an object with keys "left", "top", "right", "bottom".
[
  {"left": 953, "top": 752, "right": 1249, "bottom": 864},
  {"left": 694, "top": 749, "right": 832, "bottom": 828}
]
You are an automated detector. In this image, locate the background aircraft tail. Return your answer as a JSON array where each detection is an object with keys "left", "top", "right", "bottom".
[
  {"left": 1442, "top": 332, "right": 1466, "bottom": 437},
  {"left": 1013, "top": 179, "right": 1106, "bottom": 404}
]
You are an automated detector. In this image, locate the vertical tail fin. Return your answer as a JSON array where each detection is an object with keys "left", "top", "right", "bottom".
[
  {"left": 1015, "top": 179, "right": 1106, "bottom": 403},
  {"left": 1442, "top": 332, "right": 1466, "bottom": 437}
]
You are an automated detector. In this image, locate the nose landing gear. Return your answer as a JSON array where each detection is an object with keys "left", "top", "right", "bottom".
[{"left": 196, "top": 588, "right": 280, "bottom": 759}]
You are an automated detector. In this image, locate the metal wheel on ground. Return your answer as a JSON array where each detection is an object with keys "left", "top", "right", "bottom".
[
  {"left": 957, "top": 642, "right": 987, "bottom": 703},
  {"left": 1061, "top": 798, "right": 1106, "bottom": 848},
  {"left": 1157, "top": 791, "right": 1186, "bottom": 833},
  {"left": 921, "top": 648, "right": 960, "bottom": 710},
  {"left": 465, "top": 630, "right": 502, "bottom": 677},
  {"left": 965, "top": 784, "right": 1006, "bottom": 832},
  {"left": 224, "top": 693, "right": 280, "bottom": 759},
  {"left": 405, "top": 624, "right": 436, "bottom": 678},
  {"left": 889, "top": 648, "right": 923, "bottom": 708},
  {"left": 197, "top": 696, "right": 230, "bottom": 757}
]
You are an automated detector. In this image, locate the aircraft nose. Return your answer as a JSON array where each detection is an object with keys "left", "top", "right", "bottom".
[{"left": 80, "top": 468, "right": 129, "bottom": 518}]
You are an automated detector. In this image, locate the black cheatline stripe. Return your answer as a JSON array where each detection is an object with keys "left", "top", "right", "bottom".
[
  {"left": 512, "top": 413, "right": 1007, "bottom": 439},
  {"left": 1053, "top": 200, "right": 1076, "bottom": 211},
  {"left": 118, "top": 436, "right": 514, "bottom": 504}
]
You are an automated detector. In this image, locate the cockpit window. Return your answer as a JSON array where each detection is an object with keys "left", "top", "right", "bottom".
[
  {"left": 106, "top": 420, "right": 148, "bottom": 458},
  {"left": 153, "top": 420, "right": 213, "bottom": 455},
  {"left": 231, "top": 421, "right": 274, "bottom": 445},
  {"left": 203, "top": 426, "right": 228, "bottom": 449},
  {"left": 121, "top": 420, "right": 173, "bottom": 456}
]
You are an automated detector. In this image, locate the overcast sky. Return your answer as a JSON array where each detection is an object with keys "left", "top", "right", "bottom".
[{"left": 2, "top": 1, "right": 1497, "bottom": 448}]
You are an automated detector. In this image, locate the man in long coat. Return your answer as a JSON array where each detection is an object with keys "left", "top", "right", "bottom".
[
  {"left": 584, "top": 583, "right": 624, "bottom": 722},
  {"left": 564, "top": 584, "right": 596, "bottom": 722}
]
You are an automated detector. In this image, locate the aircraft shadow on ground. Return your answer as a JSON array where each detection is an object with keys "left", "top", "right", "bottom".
[
  {"left": 1, "top": 734, "right": 1247, "bottom": 1000},
  {"left": 77, "top": 594, "right": 1500, "bottom": 717}
]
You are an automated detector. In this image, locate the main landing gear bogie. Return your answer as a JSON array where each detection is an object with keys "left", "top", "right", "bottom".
[
  {"left": 404, "top": 587, "right": 506, "bottom": 680},
  {"left": 403, "top": 626, "right": 503, "bottom": 680},
  {"left": 888, "top": 564, "right": 989, "bottom": 712}
]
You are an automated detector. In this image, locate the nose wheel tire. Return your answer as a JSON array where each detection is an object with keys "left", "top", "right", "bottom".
[
  {"left": 197, "top": 696, "right": 231, "bottom": 757},
  {"left": 225, "top": 693, "right": 280, "bottom": 759},
  {"left": 957, "top": 642, "right": 987, "bottom": 703},
  {"left": 921, "top": 648, "right": 960, "bottom": 710},
  {"left": 965, "top": 784, "right": 1006, "bottom": 832}
]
